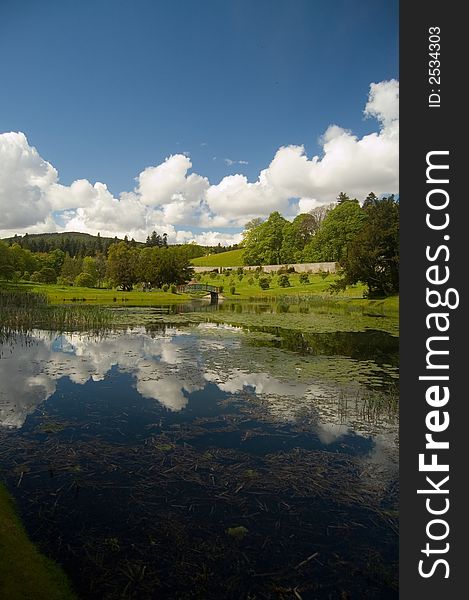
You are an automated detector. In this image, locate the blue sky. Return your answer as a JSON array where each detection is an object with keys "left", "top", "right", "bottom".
[{"left": 0, "top": 0, "right": 398, "bottom": 244}]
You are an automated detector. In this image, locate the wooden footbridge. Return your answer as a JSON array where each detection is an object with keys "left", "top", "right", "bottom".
[{"left": 177, "top": 283, "right": 220, "bottom": 301}]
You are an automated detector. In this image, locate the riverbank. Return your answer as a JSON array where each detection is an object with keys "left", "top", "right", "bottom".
[
  {"left": 0, "top": 484, "right": 76, "bottom": 600},
  {"left": 4, "top": 272, "right": 362, "bottom": 302}
]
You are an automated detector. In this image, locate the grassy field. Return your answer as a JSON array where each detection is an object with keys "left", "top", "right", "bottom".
[
  {"left": 191, "top": 248, "right": 244, "bottom": 267},
  {"left": 4, "top": 273, "right": 371, "bottom": 304},
  {"left": 197, "top": 270, "right": 367, "bottom": 299},
  {"left": 11, "top": 282, "right": 192, "bottom": 305},
  {"left": 0, "top": 484, "right": 76, "bottom": 600}
]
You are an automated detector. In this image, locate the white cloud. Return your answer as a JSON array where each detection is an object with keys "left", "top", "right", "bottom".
[
  {"left": 364, "top": 79, "right": 399, "bottom": 127},
  {"left": 0, "top": 80, "right": 398, "bottom": 242},
  {"left": 0, "top": 132, "right": 56, "bottom": 228}
]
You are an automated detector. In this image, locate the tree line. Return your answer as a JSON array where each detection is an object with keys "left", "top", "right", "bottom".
[
  {"left": 2, "top": 231, "right": 240, "bottom": 259},
  {"left": 0, "top": 240, "right": 195, "bottom": 291},
  {"left": 242, "top": 192, "right": 399, "bottom": 297}
]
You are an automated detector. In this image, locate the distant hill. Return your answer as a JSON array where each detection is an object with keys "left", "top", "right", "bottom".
[
  {"left": 1, "top": 232, "right": 140, "bottom": 257},
  {"left": 2, "top": 232, "right": 238, "bottom": 260},
  {"left": 191, "top": 248, "right": 245, "bottom": 267}
]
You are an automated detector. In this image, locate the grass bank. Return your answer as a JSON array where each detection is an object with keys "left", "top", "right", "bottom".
[
  {"left": 198, "top": 270, "right": 366, "bottom": 299},
  {"left": 0, "top": 484, "right": 76, "bottom": 600},
  {"left": 8, "top": 273, "right": 367, "bottom": 303},
  {"left": 191, "top": 248, "right": 244, "bottom": 267},
  {"left": 7, "top": 282, "right": 192, "bottom": 305}
]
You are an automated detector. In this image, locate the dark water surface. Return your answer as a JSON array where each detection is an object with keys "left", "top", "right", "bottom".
[{"left": 0, "top": 315, "right": 398, "bottom": 599}]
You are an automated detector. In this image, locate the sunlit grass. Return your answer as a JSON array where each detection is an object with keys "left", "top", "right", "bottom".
[{"left": 0, "top": 484, "right": 77, "bottom": 600}]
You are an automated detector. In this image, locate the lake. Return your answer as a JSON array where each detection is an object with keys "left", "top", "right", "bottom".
[{"left": 0, "top": 303, "right": 398, "bottom": 599}]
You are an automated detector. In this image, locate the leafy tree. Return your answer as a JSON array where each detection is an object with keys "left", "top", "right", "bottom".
[
  {"left": 242, "top": 219, "right": 265, "bottom": 265},
  {"left": 75, "top": 272, "right": 95, "bottom": 288},
  {"left": 281, "top": 213, "right": 320, "bottom": 262},
  {"left": 0, "top": 241, "right": 14, "bottom": 279},
  {"left": 243, "top": 212, "right": 288, "bottom": 265},
  {"left": 106, "top": 242, "right": 138, "bottom": 290},
  {"left": 37, "top": 267, "right": 57, "bottom": 284},
  {"left": 94, "top": 253, "right": 107, "bottom": 287},
  {"left": 337, "top": 196, "right": 399, "bottom": 297},
  {"left": 82, "top": 256, "right": 99, "bottom": 287},
  {"left": 302, "top": 201, "right": 366, "bottom": 263},
  {"left": 60, "top": 254, "right": 83, "bottom": 285},
  {"left": 137, "top": 247, "right": 193, "bottom": 287}
]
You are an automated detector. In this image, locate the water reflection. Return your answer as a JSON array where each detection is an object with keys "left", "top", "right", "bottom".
[
  {"left": 0, "top": 327, "right": 397, "bottom": 456},
  {"left": 0, "top": 324, "right": 399, "bottom": 598}
]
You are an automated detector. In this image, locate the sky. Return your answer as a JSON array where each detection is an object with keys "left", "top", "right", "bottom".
[{"left": 0, "top": 0, "right": 399, "bottom": 245}]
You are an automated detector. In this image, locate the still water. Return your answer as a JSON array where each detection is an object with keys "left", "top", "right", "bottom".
[{"left": 0, "top": 318, "right": 398, "bottom": 599}]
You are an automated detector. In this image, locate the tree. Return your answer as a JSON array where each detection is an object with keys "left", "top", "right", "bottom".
[
  {"left": 0, "top": 241, "right": 14, "bottom": 280},
  {"left": 106, "top": 242, "right": 138, "bottom": 290},
  {"left": 136, "top": 246, "right": 193, "bottom": 288},
  {"left": 82, "top": 256, "right": 99, "bottom": 287},
  {"left": 94, "top": 253, "right": 107, "bottom": 287},
  {"left": 242, "top": 220, "right": 264, "bottom": 265},
  {"left": 302, "top": 201, "right": 366, "bottom": 263},
  {"left": 60, "top": 254, "right": 83, "bottom": 285},
  {"left": 242, "top": 212, "right": 288, "bottom": 265},
  {"left": 308, "top": 203, "right": 333, "bottom": 229},
  {"left": 37, "top": 267, "right": 57, "bottom": 284},
  {"left": 336, "top": 192, "right": 358, "bottom": 205},
  {"left": 75, "top": 272, "right": 95, "bottom": 288},
  {"left": 337, "top": 196, "right": 399, "bottom": 297},
  {"left": 281, "top": 213, "right": 320, "bottom": 263}
]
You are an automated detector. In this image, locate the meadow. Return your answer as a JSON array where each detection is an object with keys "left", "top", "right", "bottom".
[{"left": 191, "top": 248, "right": 245, "bottom": 267}]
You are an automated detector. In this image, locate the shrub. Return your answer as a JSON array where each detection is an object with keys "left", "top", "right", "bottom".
[
  {"left": 162, "top": 284, "right": 169, "bottom": 292},
  {"left": 237, "top": 267, "right": 244, "bottom": 275},
  {"left": 30, "top": 271, "right": 41, "bottom": 283},
  {"left": 247, "top": 277, "right": 254, "bottom": 286},
  {"left": 320, "top": 270, "right": 330, "bottom": 279},
  {"left": 37, "top": 267, "right": 57, "bottom": 284},
  {"left": 238, "top": 274, "right": 243, "bottom": 281},
  {"left": 170, "top": 284, "right": 177, "bottom": 294},
  {"left": 259, "top": 277, "right": 270, "bottom": 290},
  {"left": 74, "top": 272, "right": 95, "bottom": 288},
  {"left": 57, "top": 276, "right": 73, "bottom": 286},
  {"left": 278, "top": 274, "right": 291, "bottom": 288},
  {"left": 230, "top": 285, "right": 236, "bottom": 295},
  {"left": 218, "top": 285, "right": 224, "bottom": 293},
  {"left": 299, "top": 272, "right": 309, "bottom": 284}
]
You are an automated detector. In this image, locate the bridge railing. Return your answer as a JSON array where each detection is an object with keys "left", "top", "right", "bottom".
[{"left": 176, "top": 283, "right": 220, "bottom": 293}]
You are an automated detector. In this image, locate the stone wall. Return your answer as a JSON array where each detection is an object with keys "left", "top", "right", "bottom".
[{"left": 193, "top": 262, "right": 338, "bottom": 274}]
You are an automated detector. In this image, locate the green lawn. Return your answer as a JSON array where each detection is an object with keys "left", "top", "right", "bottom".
[
  {"left": 0, "top": 484, "right": 76, "bottom": 600},
  {"left": 191, "top": 248, "right": 245, "bottom": 267},
  {"left": 4, "top": 274, "right": 398, "bottom": 313},
  {"left": 198, "top": 270, "right": 367, "bottom": 299},
  {"left": 14, "top": 282, "right": 192, "bottom": 305}
]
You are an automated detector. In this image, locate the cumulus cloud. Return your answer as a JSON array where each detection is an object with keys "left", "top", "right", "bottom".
[
  {"left": 0, "top": 80, "right": 398, "bottom": 241},
  {"left": 364, "top": 79, "right": 399, "bottom": 126},
  {"left": 0, "top": 132, "right": 56, "bottom": 228}
]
